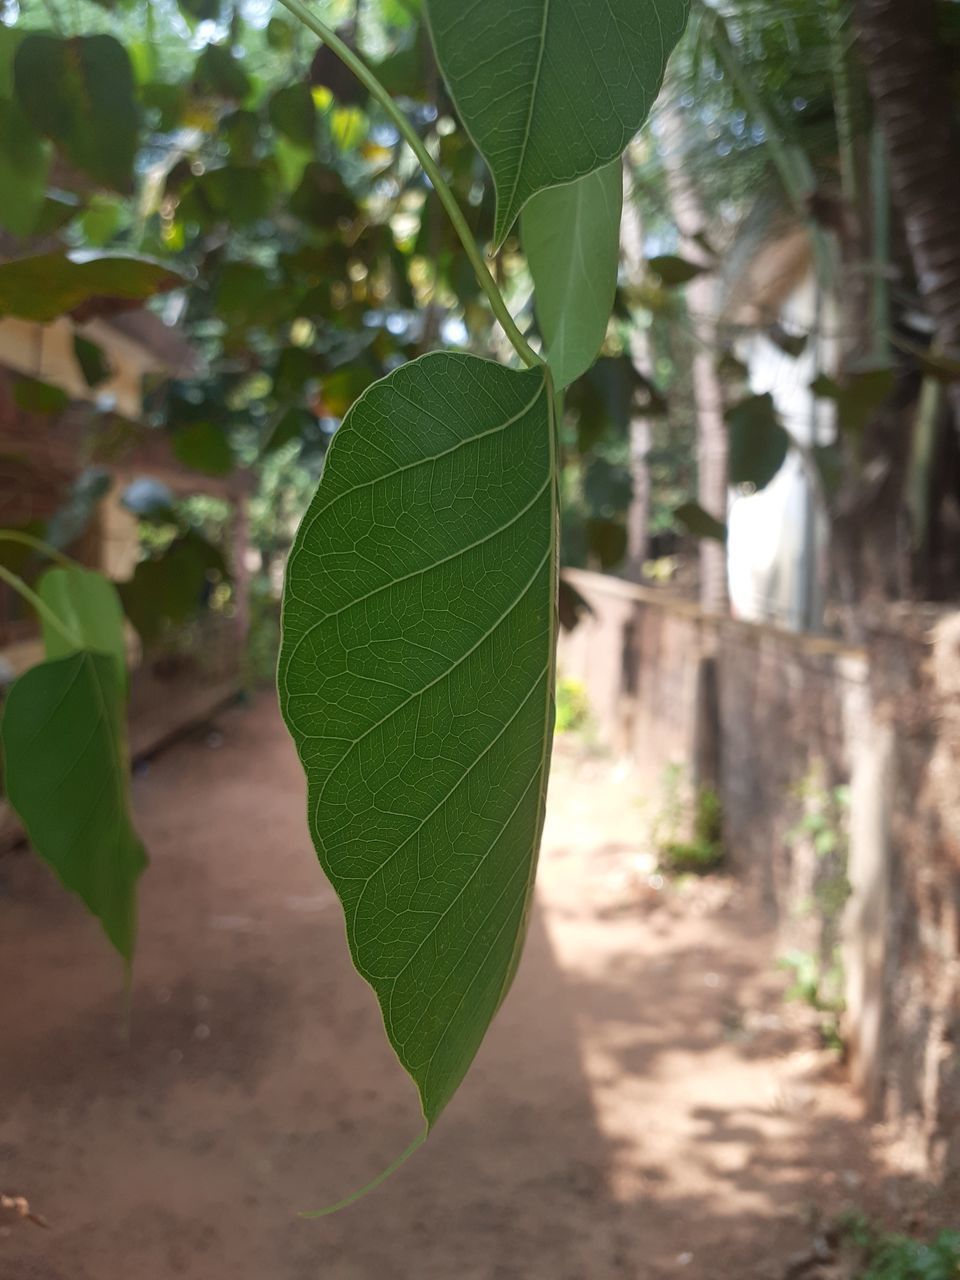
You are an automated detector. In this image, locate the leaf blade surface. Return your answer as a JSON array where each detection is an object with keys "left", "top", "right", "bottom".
[
  {"left": 522, "top": 159, "right": 623, "bottom": 389},
  {"left": 426, "top": 0, "right": 689, "bottom": 243},
  {"left": 1, "top": 651, "right": 147, "bottom": 962},
  {"left": 279, "top": 352, "right": 556, "bottom": 1124}
]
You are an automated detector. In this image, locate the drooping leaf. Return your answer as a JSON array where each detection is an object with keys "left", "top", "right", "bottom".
[
  {"left": 279, "top": 352, "right": 557, "bottom": 1126},
  {"left": 647, "top": 254, "right": 709, "bottom": 286},
  {"left": 425, "top": 0, "right": 689, "bottom": 244},
  {"left": 674, "top": 501, "right": 727, "bottom": 543},
  {"left": 173, "top": 421, "right": 234, "bottom": 475},
  {"left": 37, "top": 565, "right": 126, "bottom": 680},
  {"left": 521, "top": 159, "right": 622, "bottom": 390},
  {"left": 1, "top": 651, "right": 147, "bottom": 962},
  {"left": 73, "top": 336, "right": 112, "bottom": 388},
  {"left": 727, "top": 392, "right": 791, "bottom": 489},
  {"left": 0, "top": 251, "right": 184, "bottom": 323},
  {"left": 13, "top": 377, "right": 69, "bottom": 414},
  {"left": 14, "top": 34, "right": 139, "bottom": 190}
]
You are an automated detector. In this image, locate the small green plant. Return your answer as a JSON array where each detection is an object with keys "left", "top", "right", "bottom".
[
  {"left": 790, "top": 767, "right": 852, "bottom": 921},
  {"left": 555, "top": 676, "right": 590, "bottom": 735},
  {"left": 778, "top": 946, "right": 846, "bottom": 1053},
  {"left": 836, "top": 1213, "right": 960, "bottom": 1279},
  {"left": 654, "top": 764, "right": 725, "bottom": 874}
]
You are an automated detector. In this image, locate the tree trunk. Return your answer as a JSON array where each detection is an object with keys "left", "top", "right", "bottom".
[
  {"left": 660, "top": 104, "right": 729, "bottom": 614},
  {"left": 853, "top": 0, "right": 960, "bottom": 433},
  {"left": 621, "top": 159, "right": 654, "bottom": 582}
]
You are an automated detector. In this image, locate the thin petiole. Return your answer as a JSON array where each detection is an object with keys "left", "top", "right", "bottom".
[{"left": 0, "top": 563, "right": 83, "bottom": 650}]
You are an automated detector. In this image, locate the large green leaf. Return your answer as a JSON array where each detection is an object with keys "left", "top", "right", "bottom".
[
  {"left": 0, "top": 251, "right": 184, "bottom": 323},
  {"left": 521, "top": 159, "right": 622, "bottom": 390},
  {"left": 1, "top": 651, "right": 147, "bottom": 963},
  {"left": 13, "top": 34, "right": 139, "bottom": 191},
  {"left": 279, "top": 352, "right": 557, "bottom": 1126},
  {"left": 425, "top": 0, "right": 689, "bottom": 244},
  {"left": 37, "top": 565, "right": 126, "bottom": 680}
]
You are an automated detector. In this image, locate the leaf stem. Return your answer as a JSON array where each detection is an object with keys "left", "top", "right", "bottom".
[
  {"left": 275, "top": 0, "right": 543, "bottom": 370},
  {"left": 0, "top": 564, "right": 82, "bottom": 650},
  {"left": 0, "top": 529, "right": 77, "bottom": 570}
]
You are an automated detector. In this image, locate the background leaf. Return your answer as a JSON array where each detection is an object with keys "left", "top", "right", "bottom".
[
  {"left": 0, "top": 251, "right": 184, "bottom": 323},
  {"left": 279, "top": 352, "right": 556, "bottom": 1125},
  {"left": 647, "top": 254, "right": 709, "bottom": 286},
  {"left": 522, "top": 159, "right": 623, "bottom": 389},
  {"left": 1, "top": 651, "right": 147, "bottom": 963},
  {"left": 14, "top": 34, "right": 139, "bottom": 190},
  {"left": 674, "top": 500, "right": 727, "bottom": 543},
  {"left": 426, "top": 0, "right": 689, "bottom": 243},
  {"left": 727, "top": 392, "right": 791, "bottom": 489}
]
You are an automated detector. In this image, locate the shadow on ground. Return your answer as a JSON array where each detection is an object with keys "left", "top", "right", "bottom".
[{"left": 0, "top": 698, "right": 942, "bottom": 1279}]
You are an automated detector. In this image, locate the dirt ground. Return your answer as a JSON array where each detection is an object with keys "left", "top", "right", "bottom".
[{"left": 0, "top": 695, "right": 944, "bottom": 1279}]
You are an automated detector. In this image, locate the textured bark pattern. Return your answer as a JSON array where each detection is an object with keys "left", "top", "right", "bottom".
[
  {"left": 854, "top": 0, "right": 960, "bottom": 375},
  {"left": 621, "top": 163, "right": 653, "bottom": 581},
  {"left": 660, "top": 102, "right": 729, "bottom": 614}
]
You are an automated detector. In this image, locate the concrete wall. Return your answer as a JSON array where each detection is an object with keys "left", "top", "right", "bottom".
[{"left": 559, "top": 569, "right": 960, "bottom": 1181}]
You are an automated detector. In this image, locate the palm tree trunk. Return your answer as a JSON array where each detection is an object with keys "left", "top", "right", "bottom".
[
  {"left": 853, "top": 0, "right": 960, "bottom": 431},
  {"left": 621, "top": 159, "right": 654, "bottom": 582},
  {"left": 660, "top": 103, "right": 729, "bottom": 614}
]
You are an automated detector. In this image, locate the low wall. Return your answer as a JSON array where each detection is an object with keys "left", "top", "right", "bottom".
[{"left": 559, "top": 569, "right": 960, "bottom": 1180}]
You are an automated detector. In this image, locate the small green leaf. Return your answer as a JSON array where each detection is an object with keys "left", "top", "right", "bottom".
[
  {"left": 14, "top": 34, "right": 139, "bottom": 191},
  {"left": 262, "top": 406, "right": 314, "bottom": 454},
  {"left": 266, "top": 16, "right": 296, "bottom": 50},
  {"left": 0, "top": 251, "right": 184, "bottom": 323},
  {"left": 37, "top": 566, "right": 126, "bottom": 680},
  {"left": 522, "top": 159, "right": 622, "bottom": 390},
  {"left": 194, "top": 43, "right": 251, "bottom": 101},
  {"left": 172, "top": 421, "right": 234, "bottom": 475},
  {"left": 279, "top": 352, "right": 556, "bottom": 1126},
  {"left": 1, "top": 651, "right": 147, "bottom": 963},
  {"left": 181, "top": 165, "right": 275, "bottom": 228},
  {"left": 647, "top": 254, "right": 709, "bottom": 286},
  {"left": 811, "top": 367, "right": 894, "bottom": 433},
  {"left": 79, "top": 194, "right": 124, "bottom": 247},
  {"left": 269, "top": 83, "right": 316, "bottom": 147},
  {"left": 13, "top": 377, "right": 69, "bottom": 414},
  {"left": 73, "top": 336, "right": 112, "bottom": 388},
  {"left": 120, "top": 533, "right": 226, "bottom": 644},
  {"left": 727, "top": 393, "right": 791, "bottom": 489},
  {"left": 586, "top": 516, "right": 627, "bottom": 569},
  {"left": 674, "top": 501, "right": 727, "bottom": 543},
  {"left": 425, "top": 0, "right": 689, "bottom": 243}
]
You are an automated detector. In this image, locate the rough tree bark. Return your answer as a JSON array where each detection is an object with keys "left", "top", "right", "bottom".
[
  {"left": 660, "top": 103, "right": 729, "bottom": 614},
  {"left": 853, "top": 0, "right": 960, "bottom": 432}
]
